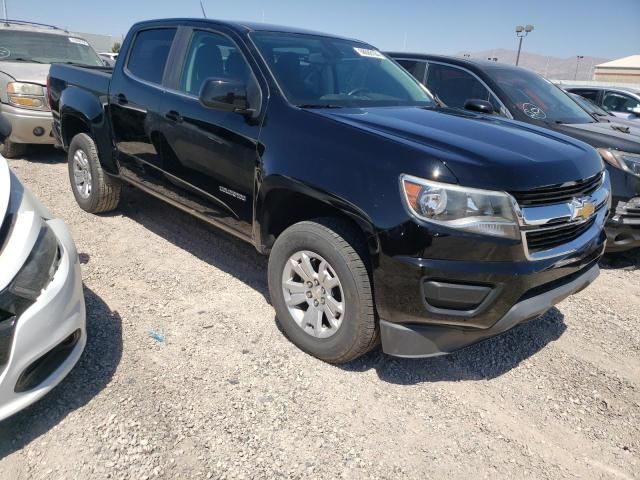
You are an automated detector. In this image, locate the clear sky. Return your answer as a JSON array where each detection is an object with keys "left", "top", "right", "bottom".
[{"left": 5, "top": 0, "right": 640, "bottom": 60}]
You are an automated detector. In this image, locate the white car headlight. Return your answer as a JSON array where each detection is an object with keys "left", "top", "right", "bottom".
[
  {"left": 598, "top": 149, "right": 640, "bottom": 178},
  {"left": 400, "top": 174, "right": 520, "bottom": 239},
  {"left": 7, "top": 82, "right": 47, "bottom": 110}
]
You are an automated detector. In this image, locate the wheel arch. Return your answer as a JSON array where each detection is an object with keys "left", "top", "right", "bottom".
[{"left": 256, "top": 177, "right": 380, "bottom": 265}]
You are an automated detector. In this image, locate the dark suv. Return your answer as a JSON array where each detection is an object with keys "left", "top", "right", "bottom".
[
  {"left": 388, "top": 53, "right": 640, "bottom": 251},
  {"left": 48, "top": 19, "right": 609, "bottom": 362}
]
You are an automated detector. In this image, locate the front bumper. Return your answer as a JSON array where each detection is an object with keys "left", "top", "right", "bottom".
[
  {"left": 0, "top": 218, "right": 86, "bottom": 422},
  {"left": 605, "top": 197, "right": 640, "bottom": 252},
  {"left": 0, "top": 102, "right": 55, "bottom": 145},
  {"left": 380, "top": 263, "right": 598, "bottom": 357}
]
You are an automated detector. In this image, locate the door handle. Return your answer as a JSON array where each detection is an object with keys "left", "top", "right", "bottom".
[
  {"left": 116, "top": 93, "right": 128, "bottom": 105},
  {"left": 165, "top": 110, "right": 183, "bottom": 123}
]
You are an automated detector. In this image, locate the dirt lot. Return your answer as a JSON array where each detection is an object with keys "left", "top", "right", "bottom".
[{"left": 0, "top": 147, "right": 639, "bottom": 479}]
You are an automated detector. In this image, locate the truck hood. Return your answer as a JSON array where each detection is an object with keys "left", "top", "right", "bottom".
[
  {"left": 0, "top": 62, "right": 50, "bottom": 85},
  {"left": 552, "top": 121, "right": 640, "bottom": 154},
  {"left": 0, "top": 154, "right": 10, "bottom": 225},
  {"left": 312, "top": 106, "right": 602, "bottom": 191}
]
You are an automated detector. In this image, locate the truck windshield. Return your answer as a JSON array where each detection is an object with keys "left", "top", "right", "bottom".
[
  {"left": 485, "top": 66, "right": 595, "bottom": 124},
  {"left": 0, "top": 30, "right": 103, "bottom": 66},
  {"left": 251, "top": 32, "right": 434, "bottom": 108}
]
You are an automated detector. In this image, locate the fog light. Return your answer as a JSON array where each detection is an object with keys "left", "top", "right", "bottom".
[{"left": 33, "top": 127, "right": 45, "bottom": 137}]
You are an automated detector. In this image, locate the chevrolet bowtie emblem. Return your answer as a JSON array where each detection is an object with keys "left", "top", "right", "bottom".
[{"left": 570, "top": 198, "right": 596, "bottom": 221}]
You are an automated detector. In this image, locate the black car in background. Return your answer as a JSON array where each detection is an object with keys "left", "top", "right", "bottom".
[{"left": 388, "top": 53, "right": 640, "bottom": 252}]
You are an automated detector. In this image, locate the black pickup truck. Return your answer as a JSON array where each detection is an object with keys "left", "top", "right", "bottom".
[{"left": 48, "top": 19, "right": 610, "bottom": 363}]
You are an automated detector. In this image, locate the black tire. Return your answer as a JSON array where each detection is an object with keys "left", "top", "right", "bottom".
[
  {"left": 0, "top": 141, "right": 27, "bottom": 159},
  {"left": 268, "top": 218, "right": 378, "bottom": 364},
  {"left": 68, "top": 133, "right": 121, "bottom": 213}
]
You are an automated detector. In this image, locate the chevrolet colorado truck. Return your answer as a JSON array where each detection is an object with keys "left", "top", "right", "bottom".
[{"left": 48, "top": 19, "right": 610, "bottom": 363}]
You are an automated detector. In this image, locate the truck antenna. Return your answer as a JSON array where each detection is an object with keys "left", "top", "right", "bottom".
[{"left": 199, "top": 1, "right": 207, "bottom": 18}]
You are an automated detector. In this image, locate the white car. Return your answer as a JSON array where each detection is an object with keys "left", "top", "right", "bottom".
[{"left": 0, "top": 117, "right": 86, "bottom": 421}]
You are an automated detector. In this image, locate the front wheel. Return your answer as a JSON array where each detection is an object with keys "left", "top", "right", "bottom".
[
  {"left": 268, "top": 218, "right": 378, "bottom": 364},
  {"left": 68, "top": 133, "right": 121, "bottom": 213}
]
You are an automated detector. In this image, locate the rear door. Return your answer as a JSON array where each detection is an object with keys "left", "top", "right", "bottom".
[
  {"left": 109, "top": 27, "right": 177, "bottom": 187},
  {"left": 153, "top": 26, "right": 265, "bottom": 239}
]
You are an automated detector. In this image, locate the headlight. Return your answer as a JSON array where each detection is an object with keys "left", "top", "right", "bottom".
[
  {"left": 598, "top": 149, "right": 640, "bottom": 178},
  {"left": 0, "top": 222, "right": 60, "bottom": 319},
  {"left": 6, "top": 82, "right": 47, "bottom": 110},
  {"left": 400, "top": 174, "right": 520, "bottom": 239}
]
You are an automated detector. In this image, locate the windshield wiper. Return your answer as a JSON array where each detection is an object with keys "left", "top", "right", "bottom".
[
  {"left": 4, "top": 57, "right": 45, "bottom": 63},
  {"left": 297, "top": 104, "right": 344, "bottom": 109}
]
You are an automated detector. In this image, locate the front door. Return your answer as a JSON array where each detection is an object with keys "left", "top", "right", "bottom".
[{"left": 156, "top": 28, "right": 264, "bottom": 239}]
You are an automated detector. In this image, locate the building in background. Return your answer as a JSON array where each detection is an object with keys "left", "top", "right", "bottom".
[
  {"left": 593, "top": 55, "right": 640, "bottom": 84},
  {"left": 73, "top": 31, "right": 119, "bottom": 54}
]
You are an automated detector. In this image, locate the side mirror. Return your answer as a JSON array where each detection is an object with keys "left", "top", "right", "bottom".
[
  {"left": 199, "top": 78, "right": 251, "bottom": 114},
  {"left": 464, "top": 99, "right": 494, "bottom": 114},
  {"left": 0, "top": 114, "right": 11, "bottom": 143}
]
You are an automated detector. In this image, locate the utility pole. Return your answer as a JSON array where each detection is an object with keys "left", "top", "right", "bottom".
[
  {"left": 515, "top": 24, "right": 534, "bottom": 66},
  {"left": 2, "top": 0, "right": 7, "bottom": 21},
  {"left": 574, "top": 55, "right": 584, "bottom": 80}
]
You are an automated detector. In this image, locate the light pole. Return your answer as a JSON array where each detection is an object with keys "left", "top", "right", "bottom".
[
  {"left": 463, "top": 53, "right": 470, "bottom": 58},
  {"left": 515, "top": 24, "right": 534, "bottom": 66},
  {"left": 574, "top": 55, "right": 584, "bottom": 80}
]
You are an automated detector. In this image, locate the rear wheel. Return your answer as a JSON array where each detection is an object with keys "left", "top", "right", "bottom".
[
  {"left": 68, "top": 133, "right": 121, "bottom": 213},
  {"left": 0, "top": 141, "right": 27, "bottom": 159},
  {"left": 268, "top": 218, "right": 378, "bottom": 364}
]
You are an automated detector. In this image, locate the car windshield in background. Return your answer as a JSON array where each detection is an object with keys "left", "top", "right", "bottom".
[
  {"left": 0, "top": 31, "right": 103, "bottom": 66},
  {"left": 485, "top": 66, "right": 595, "bottom": 124},
  {"left": 251, "top": 32, "right": 434, "bottom": 108}
]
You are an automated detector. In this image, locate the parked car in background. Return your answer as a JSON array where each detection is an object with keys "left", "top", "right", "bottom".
[
  {"left": 0, "top": 114, "right": 86, "bottom": 421},
  {"left": 49, "top": 19, "right": 608, "bottom": 363},
  {"left": 564, "top": 85, "right": 640, "bottom": 122},
  {"left": 0, "top": 20, "right": 104, "bottom": 158},
  {"left": 389, "top": 53, "right": 640, "bottom": 252},
  {"left": 568, "top": 92, "right": 639, "bottom": 129}
]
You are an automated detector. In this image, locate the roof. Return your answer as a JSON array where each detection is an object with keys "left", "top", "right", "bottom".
[
  {"left": 595, "top": 55, "right": 640, "bottom": 69},
  {"left": 133, "top": 18, "right": 363, "bottom": 43},
  {"left": 386, "top": 52, "right": 519, "bottom": 70},
  {"left": 0, "top": 19, "right": 70, "bottom": 35}
]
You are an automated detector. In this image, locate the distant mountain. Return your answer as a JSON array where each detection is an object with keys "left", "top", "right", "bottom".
[{"left": 454, "top": 49, "right": 610, "bottom": 81}]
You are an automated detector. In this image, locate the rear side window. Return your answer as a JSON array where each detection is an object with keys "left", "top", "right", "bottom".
[{"left": 127, "top": 28, "right": 176, "bottom": 84}]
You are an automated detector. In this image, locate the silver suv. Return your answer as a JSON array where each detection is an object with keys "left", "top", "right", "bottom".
[{"left": 0, "top": 20, "right": 103, "bottom": 158}]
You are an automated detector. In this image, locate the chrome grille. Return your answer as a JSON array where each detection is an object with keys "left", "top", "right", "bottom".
[{"left": 525, "top": 217, "right": 596, "bottom": 253}]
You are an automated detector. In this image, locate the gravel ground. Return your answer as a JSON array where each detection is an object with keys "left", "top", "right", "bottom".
[{"left": 1, "top": 147, "right": 639, "bottom": 479}]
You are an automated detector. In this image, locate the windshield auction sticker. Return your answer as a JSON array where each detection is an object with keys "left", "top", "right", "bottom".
[
  {"left": 68, "top": 37, "right": 90, "bottom": 46},
  {"left": 353, "top": 47, "right": 385, "bottom": 59},
  {"left": 0, "top": 47, "right": 9, "bottom": 59},
  {"left": 522, "top": 103, "right": 547, "bottom": 120}
]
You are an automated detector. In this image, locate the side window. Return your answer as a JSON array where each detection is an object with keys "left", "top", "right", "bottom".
[
  {"left": 425, "top": 63, "right": 496, "bottom": 110},
  {"left": 603, "top": 91, "right": 640, "bottom": 113},
  {"left": 396, "top": 60, "right": 427, "bottom": 84},
  {"left": 127, "top": 28, "right": 176, "bottom": 84},
  {"left": 180, "top": 30, "right": 252, "bottom": 96}
]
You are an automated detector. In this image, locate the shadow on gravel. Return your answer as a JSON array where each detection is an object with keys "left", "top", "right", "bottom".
[
  {"left": 341, "top": 307, "right": 566, "bottom": 385},
  {"left": 0, "top": 286, "right": 122, "bottom": 459},
  {"left": 599, "top": 248, "right": 640, "bottom": 270},
  {"left": 13, "top": 145, "right": 65, "bottom": 163},
  {"left": 115, "top": 187, "right": 269, "bottom": 299}
]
